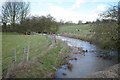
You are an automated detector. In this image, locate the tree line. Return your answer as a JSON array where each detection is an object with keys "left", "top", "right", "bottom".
[{"left": 1, "top": 1, "right": 59, "bottom": 34}]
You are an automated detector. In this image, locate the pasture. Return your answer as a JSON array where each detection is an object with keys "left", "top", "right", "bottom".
[
  {"left": 2, "top": 33, "right": 69, "bottom": 78},
  {"left": 57, "top": 24, "right": 94, "bottom": 43},
  {"left": 58, "top": 23, "right": 118, "bottom": 50}
]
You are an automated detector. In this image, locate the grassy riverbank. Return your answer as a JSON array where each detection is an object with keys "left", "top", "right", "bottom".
[
  {"left": 57, "top": 24, "right": 95, "bottom": 44},
  {"left": 2, "top": 32, "right": 69, "bottom": 78},
  {"left": 58, "top": 23, "right": 118, "bottom": 50}
]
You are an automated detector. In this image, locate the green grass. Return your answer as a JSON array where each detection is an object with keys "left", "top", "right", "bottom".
[
  {"left": 58, "top": 24, "right": 92, "bottom": 34},
  {"left": 2, "top": 32, "right": 69, "bottom": 78},
  {"left": 14, "top": 41, "right": 69, "bottom": 78},
  {"left": 58, "top": 24, "right": 94, "bottom": 42},
  {"left": 2, "top": 34, "right": 50, "bottom": 74},
  {"left": 2, "top": 32, "right": 23, "bottom": 35},
  {"left": 58, "top": 23, "right": 118, "bottom": 50}
]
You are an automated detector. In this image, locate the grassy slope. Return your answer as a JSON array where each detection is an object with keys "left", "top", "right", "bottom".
[
  {"left": 2, "top": 34, "right": 49, "bottom": 70},
  {"left": 2, "top": 33, "right": 69, "bottom": 78},
  {"left": 58, "top": 24, "right": 94, "bottom": 42},
  {"left": 13, "top": 40, "right": 69, "bottom": 78},
  {"left": 58, "top": 23, "right": 118, "bottom": 49}
]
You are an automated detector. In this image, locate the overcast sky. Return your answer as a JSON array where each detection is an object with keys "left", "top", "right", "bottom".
[{"left": 0, "top": 0, "right": 119, "bottom": 23}]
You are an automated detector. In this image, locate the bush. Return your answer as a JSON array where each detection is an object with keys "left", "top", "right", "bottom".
[{"left": 92, "top": 20, "right": 118, "bottom": 50}]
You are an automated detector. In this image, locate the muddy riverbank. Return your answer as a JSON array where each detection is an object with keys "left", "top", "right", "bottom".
[{"left": 88, "top": 63, "right": 120, "bottom": 78}]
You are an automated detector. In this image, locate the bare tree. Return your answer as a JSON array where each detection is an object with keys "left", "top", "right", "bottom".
[
  {"left": 1, "top": 1, "right": 30, "bottom": 26},
  {"left": 19, "top": 2, "right": 30, "bottom": 24},
  {"left": 99, "top": 5, "right": 118, "bottom": 21}
]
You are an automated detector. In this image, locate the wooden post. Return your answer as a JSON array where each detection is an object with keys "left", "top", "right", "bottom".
[
  {"left": 14, "top": 49, "right": 16, "bottom": 67},
  {"left": 27, "top": 43, "right": 30, "bottom": 61},
  {"left": 13, "top": 48, "right": 16, "bottom": 67},
  {"left": 23, "top": 47, "right": 26, "bottom": 61},
  {"left": 14, "top": 48, "right": 16, "bottom": 62}
]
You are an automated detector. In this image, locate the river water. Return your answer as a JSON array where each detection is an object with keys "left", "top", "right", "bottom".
[{"left": 55, "top": 36, "right": 118, "bottom": 78}]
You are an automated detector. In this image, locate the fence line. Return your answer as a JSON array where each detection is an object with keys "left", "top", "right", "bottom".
[
  {"left": 13, "top": 48, "right": 16, "bottom": 67},
  {"left": 27, "top": 43, "right": 30, "bottom": 61}
]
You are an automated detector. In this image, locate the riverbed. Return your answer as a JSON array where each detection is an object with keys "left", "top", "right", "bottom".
[{"left": 55, "top": 36, "right": 118, "bottom": 78}]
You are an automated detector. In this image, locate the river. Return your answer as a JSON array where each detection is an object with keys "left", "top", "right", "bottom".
[{"left": 55, "top": 36, "right": 118, "bottom": 78}]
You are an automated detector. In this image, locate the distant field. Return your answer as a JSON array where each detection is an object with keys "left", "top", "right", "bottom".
[
  {"left": 58, "top": 23, "right": 118, "bottom": 50},
  {"left": 58, "top": 24, "right": 92, "bottom": 34},
  {"left": 2, "top": 32, "right": 69, "bottom": 78},
  {"left": 58, "top": 24, "right": 94, "bottom": 42},
  {"left": 2, "top": 32, "right": 23, "bottom": 35}
]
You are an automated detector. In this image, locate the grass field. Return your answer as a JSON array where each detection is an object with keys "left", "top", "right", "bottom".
[
  {"left": 2, "top": 33, "right": 69, "bottom": 78},
  {"left": 58, "top": 23, "right": 118, "bottom": 50},
  {"left": 57, "top": 24, "right": 95, "bottom": 43},
  {"left": 58, "top": 24, "right": 92, "bottom": 34},
  {"left": 2, "top": 32, "right": 23, "bottom": 35}
]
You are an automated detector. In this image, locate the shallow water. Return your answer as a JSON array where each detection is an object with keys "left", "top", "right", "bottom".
[{"left": 55, "top": 36, "right": 117, "bottom": 78}]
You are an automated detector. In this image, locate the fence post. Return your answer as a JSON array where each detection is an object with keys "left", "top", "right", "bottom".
[
  {"left": 23, "top": 47, "right": 26, "bottom": 61},
  {"left": 13, "top": 48, "right": 16, "bottom": 67},
  {"left": 14, "top": 48, "right": 16, "bottom": 62},
  {"left": 27, "top": 43, "right": 30, "bottom": 61}
]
